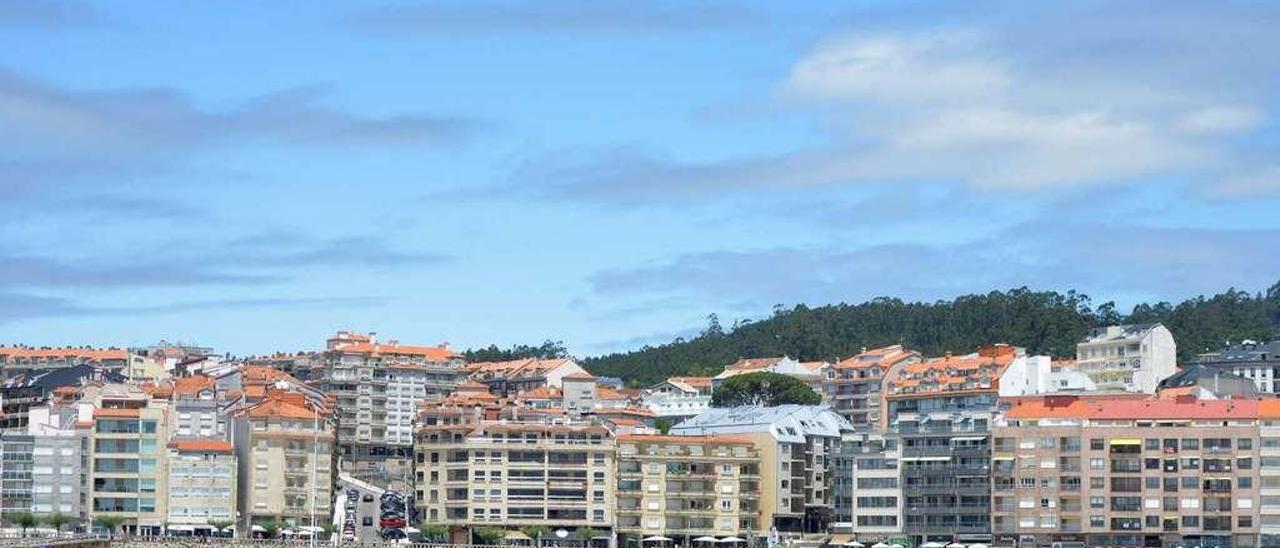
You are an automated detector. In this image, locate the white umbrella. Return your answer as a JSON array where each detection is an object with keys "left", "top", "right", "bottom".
[
  {"left": 946, "top": 544, "right": 965, "bottom": 548},
  {"left": 719, "top": 538, "right": 745, "bottom": 543},
  {"left": 889, "top": 544, "right": 905, "bottom": 548},
  {"left": 922, "top": 543, "right": 946, "bottom": 548},
  {"left": 871, "top": 543, "right": 889, "bottom": 548},
  {"left": 644, "top": 537, "right": 674, "bottom": 543},
  {"left": 845, "top": 543, "right": 865, "bottom": 548},
  {"left": 968, "top": 544, "right": 988, "bottom": 548},
  {"left": 694, "top": 538, "right": 718, "bottom": 543},
  {"left": 250, "top": 525, "right": 266, "bottom": 533}
]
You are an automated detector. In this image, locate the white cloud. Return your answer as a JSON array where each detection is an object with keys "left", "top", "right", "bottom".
[
  {"left": 1211, "top": 165, "right": 1280, "bottom": 198},
  {"left": 1174, "top": 106, "right": 1265, "bottom": 135}
]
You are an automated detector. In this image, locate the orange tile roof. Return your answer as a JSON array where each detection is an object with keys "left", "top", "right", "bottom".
[
  {"left": 562, "top": 372, "right": 596, "bottom": 381},
  {"left": 331, "top": 342, "right": 457, "bottom": 361},
  {"left": 245, "top": 395, "right": 322, "bottom": 420},
  {"left": 94, "top": 408, "right": 141, "bottom": 418},
  {"left": 1006, "top": 395, "right": 1260, "bottom": 420},
  {"left": 597, "top": 388, "right": 629, "bottom": 400},
  {"left": 593, "top": 406, "right": 656, "bottom": 418},
  {"left": 667, "top": 377, "right": 712, "bottom": 390},
  {"left": 520, "top": 386, "right": 562, "bottom": 400},
  {"left": 726, "top": 357, "right": 784, "bottom": 371},
  {"left": 0, "top": 346, "right": 128, "bottom": 361},
  {"left": 1256, "top": 399, "right": 1280, "bottom": 418},
  {"left": 173, "top": 375, "right": 216, "bottom": 397},
  {"left": 241, "top": 365, "right": 301, "bottom": 385},
  {"left": 835, "top": 345, "right": 919, "bottom": 370},
  {"left": 885, "top": 345, "right": 1016, "bottom": 398},
  {"left": 169, "top": 439, "right": 233, "bottom": 453},
  {"left": 455, "top": 380, "right": 490, "bottom": 391}
]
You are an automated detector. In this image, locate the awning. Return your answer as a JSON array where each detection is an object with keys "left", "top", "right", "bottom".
[
  {"left": 298, "top": 526, "right": 324, "bottom": 533},
  {"left": 168, "top": 525, "right": 195, "bottom": 532},
  {"left": 718, "top": 537, "right": 745, "bottom": 543},
  {"left": 693, "top": 537, "right": 718, "bottom": 543},
  {"left": 505, "top": 531, "right": 533, "bottom": 541},
  {"left": 951, "top": 436, "right": 985, "bottom": 442},
  {"left": 992, "top": 456, "right": 1015, "bottom": 461},
  {"left": 251, "top": 525, "right": 266, "bottom": 532},
  {"left": 644, "top": 537, "right": 674, "bottom": 543},
  {"left": 1109, "top": 438, "right": 1141, "bottom": 446},
  {"left": 947, "top": 543, "right": 966, "bottom": 548},
  {"left": 902, "top": 456, "right": 950, "bottom": 461}
]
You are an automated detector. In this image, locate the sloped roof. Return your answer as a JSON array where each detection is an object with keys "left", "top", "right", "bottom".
[{"left": 170, "top": 439, "right": 233, "bottom": 453}]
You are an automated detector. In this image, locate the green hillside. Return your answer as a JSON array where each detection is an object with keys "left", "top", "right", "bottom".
[{"left": 581, "top": 283, "right": 1280, "bottom": 386}]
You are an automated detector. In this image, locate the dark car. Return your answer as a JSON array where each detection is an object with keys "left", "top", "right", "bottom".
[
  {"left": 363, "top": 494, "right": 374, "bottom": 502},
  {"left": 363, "top": 517, "right": 373, "bottom": 527},
  {"left": 382, "top": 529, "right": 408, "bottom": 541}
]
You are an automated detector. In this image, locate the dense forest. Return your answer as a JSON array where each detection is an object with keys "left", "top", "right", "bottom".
[{"left": 580, "top": 282, "right": 1280, "bottom": 386}]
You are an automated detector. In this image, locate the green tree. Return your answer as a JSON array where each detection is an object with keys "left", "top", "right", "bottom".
[
  {"left": 93, "top": 515, "right": 125, "bottom": 540},
  {"left": 8, "top": 512, "right": 37, "bottom": 537},
  {"left": 473, "top": 526, "right": 505, "bottom": 545},
  {"left": 575, "top": 527, "right": 599, "bottom": 547},
  {"left": 260, "top": 519, "right": 280, "bottom": 539},
  {"left": 655, "top": 417, "right": 673, "bottom": 434},
  {"left": 464, "top": 340, "right": 569, "bottom": 362},
  {"left": 320, "top": 523, "right": 336, "bottom": 540},
  {"left": 711, "top": 372, "right": 821, "bottom": 407},
  {"left": 208, "top": 519, "right": 235, "bottom": 538},
  {"left": 422, "top": 523, "right": 450, "bottom": 542},
  {"left": 520, "top": 526, "right": 549, "bottom": 542},
  {"left": 41, "top": 513, "right": 73, "bottom": 534}
]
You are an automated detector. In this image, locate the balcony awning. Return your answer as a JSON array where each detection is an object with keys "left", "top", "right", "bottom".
[
  {"left": 902, "top": 456, "right": 951, "bottom": 461},
  {"left": 1109, "top": 438, "right": 1142, "bottom": 446},
  {"left": 951, "top": 436, "right": 985, "bottom": 442},
  {"left": 993, "top": 456, "right": 1015, "bottom": 461}
]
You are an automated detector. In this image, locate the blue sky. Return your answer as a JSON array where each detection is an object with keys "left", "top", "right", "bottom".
[{"left": 3, "top": 0, "right": 1279, "bottom": 356}]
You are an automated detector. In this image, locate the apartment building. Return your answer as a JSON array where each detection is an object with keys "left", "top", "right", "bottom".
[
  {"left": 414, "top": 421, "right": 616, "bottom": 542},
  {"left": 882, "top": 345, "right": 1020, "bottom": 546},
  {"left": 166, "top": 440, "right": 236, "bottom": 534},
  {"left": 165, "top": 374, "right": 233, "bottom": 440},
  {"left": 315, "top": 331, "right": 463, "bottom": 477},
  {"left": 993, "top": 395, "right": 1260, "bottom": 548},
  {"left": 0, "top": 346, "right": 133, "bottom": 380},
  {"left": 643, "top": 377, "right": 713, "bottom": 423},
  {"left": 26, "top": 405, "right": 90, "bottom": 527},
  {"left": 671, "top": 405, "right": 853, "bottom": 535},
  {"left": 1257, "top": 400, "right": 1280, "bottom": 547},
  {"left": 1074, "top": 324, "right": 1177, "bottom": 393},
  {"left": 823, "top": 346, "right": 921, "bottom": 430},
  {"left": 832, "top": 432, "right": 903, "bottom": 541},
  {"left": 0, "top": 431, "right": 34, "bottom": 521},
  {"left": 232, "top": 393, "right": 333, "bottom": 531},
  {"left": 88, "top": 387, "right": 170, "bottom": 536},
  {"left": 1195, "top": 339, "right": 1280, "bottom": 394},
  {"left": 616, "top": 434, "right": 762, "bottom": 544},
  {"left": 467, "top": 358, "right": 592, "bottom": 396}
]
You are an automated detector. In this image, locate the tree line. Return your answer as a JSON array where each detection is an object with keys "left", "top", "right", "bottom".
[{"left": 580, "top": 281, "right": 1280, "bottom": 386}]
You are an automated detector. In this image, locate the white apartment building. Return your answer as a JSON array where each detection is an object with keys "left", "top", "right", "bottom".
[
  {"left": 166, "top": 440, "right": 236, "bottom": 534},
  {"left": 1074, "top": 323, "right": 1177, "bottom": 393}
]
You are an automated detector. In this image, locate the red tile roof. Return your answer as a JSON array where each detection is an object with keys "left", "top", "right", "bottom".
[
  {"left": 332, "top": 342, "right": 457, "bottom": 361},
  {"left": 1006, "top": 395, "right": 1260, "bottom": 420},
  {"left": 94, "top": 408, "right": 141, "bottom": 418}
]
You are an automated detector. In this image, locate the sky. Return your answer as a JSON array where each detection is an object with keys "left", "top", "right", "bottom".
[{"left": 2, "top": 0, "right": 1280, "bottom": 357}]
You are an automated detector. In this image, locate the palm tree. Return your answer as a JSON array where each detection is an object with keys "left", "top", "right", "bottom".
[
  {"left": 93, "top": 516, "right": 125, "bottom": 540},
  {"left": 8, "top": 512, "right": 37, "bottom": 538},
  {"left": 208, "top": 519, "right": 235, "bottom": 538},
  {"left": 261, "top": 519, "right": 280, "bottom": 539},
  {"left": 41, "top": 513, "right": 72, "bottom": 535}
]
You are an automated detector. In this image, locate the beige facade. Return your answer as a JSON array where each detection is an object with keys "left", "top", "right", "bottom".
[
  {"left": 616, "top": 434, "right": 762, "bottom": 542},
  {"left": 88, "top": 399, "right": 170, "bottom": 535},
  {"left": 415, "top": 422, "right": 615, "bottom": 541},
  {"left": 166, "top": 440, "right": 236, "bottom": 533},
  {"left": 232, "top": 395, "right": 334, "bottom": 530},
  {"left": 994, "top": 396, "right": 1260, "bottom": 548}
]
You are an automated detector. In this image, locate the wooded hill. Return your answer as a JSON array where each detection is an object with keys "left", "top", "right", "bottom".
[{"left": 580, "top": 282, "right": 1280, "bottom": 386}]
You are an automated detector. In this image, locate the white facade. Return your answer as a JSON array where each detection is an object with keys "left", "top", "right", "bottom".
[
  {"left": 1074, "top": 323, "right": 1177, "bottom": 393},
  {"left": 998, "top": 354, "right": 1098, "bottom": 397}
]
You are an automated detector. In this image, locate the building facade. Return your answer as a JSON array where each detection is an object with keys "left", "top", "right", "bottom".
[
  {"left": 824, "top": 346, "right": 921, "bottom": 430},
  {"left": 1195, "top": 340, "right": 1280, "bottom": 394},
  {"left": 671, "top": 405, "right": 853, "bottom": 536},
  {"left": 316, "top": 331, "right": 463, "bottom": 484},
  {"left": 994, "top": 395, "right": 1260, "bottom": 548},
  {"left": 166, "top": 440, "right": 236, "bottom": 534},
  {"left": 414, "top": 421, "right": 616, "bottom": 542},
  {"left": 833, "top": 431, "right": 903, "bottom": 541},
  {"left": 232, "top": 393, "right": 333, "bottom": 531},
  {"left": 1074, "top": 324, "right": 1177, "bottom": 393},
  {"left": 616, "top": 434, "right": 762, "bottom": 544},
  {"left": 88, "top": 397, "right": 170, "bottom": 536}
]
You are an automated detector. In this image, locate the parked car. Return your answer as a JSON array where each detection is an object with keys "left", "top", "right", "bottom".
[
  {"left": 363, "top": 494, "right": 374, "bottom": 502},
  {"left": 363, "top": 517, "right": 373, "bottom": 527},
  {"left": 379, "top": 517, "right": 406, "bottom": 529},
  {"left": 381, "top": 529, "right": 407, "bottom": 541}
]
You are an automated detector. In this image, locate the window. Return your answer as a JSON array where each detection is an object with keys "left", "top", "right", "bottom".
[
  {"left": 1144, "top": 438, "right": 1160, "bottom": 451},
  {"left": 1090, "top": 515, "right": 1105, "bottom": 527},
  {"left": 1090, "top": 496, "right": 1105, "bottom": 508},
  {"left": 1090, "top": 458, "right": 1106, "bottom": 470},
  {"left": 1091, "top": 439, "right": 1105, "bottom": 450},
  {"left": 1240, "top": 477, "right": 1253, "bottom": 489},
  {"left": 1090, "top": 478, "right": 1106, "bottom": 489},
  {"left": 1182, "top": 515, "right": 1200, "bottom": 527},
  {"left": 1181, "top": 438, "right": 1199, "bottom": 450},
  {"left": 1239, "top": 439, "right": 1254, "bottom": 450}
]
